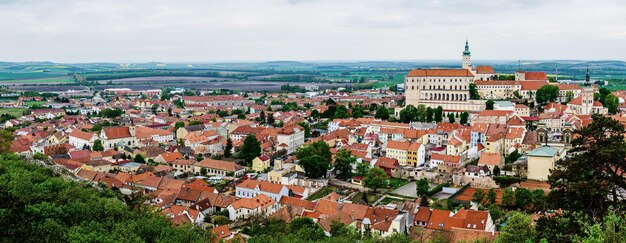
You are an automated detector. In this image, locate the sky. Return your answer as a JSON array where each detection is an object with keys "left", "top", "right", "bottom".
[{"left": 1, "top": 0, "right": 626, "bottom": 63}]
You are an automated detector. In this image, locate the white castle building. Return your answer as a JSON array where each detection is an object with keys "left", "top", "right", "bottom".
[{"left": 400, "top": 41, "right": 493, "bottom": 115}]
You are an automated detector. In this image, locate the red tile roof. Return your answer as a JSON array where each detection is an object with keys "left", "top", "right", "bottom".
[{"left": 407, "top": 69, "right": 474, "bottom": 77}]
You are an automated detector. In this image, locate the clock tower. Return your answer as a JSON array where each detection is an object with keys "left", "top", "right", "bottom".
[{"left": 462, "top": 40, "right": 472, "bottom": 70}]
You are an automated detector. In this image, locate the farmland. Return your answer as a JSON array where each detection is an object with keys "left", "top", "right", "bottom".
[{"left": 0, "top": 108, "right": 28, "bottom": 117}]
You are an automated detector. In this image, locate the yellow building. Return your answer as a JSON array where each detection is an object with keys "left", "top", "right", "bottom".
[
  {"left": 252, "top": 154, "right": 271, "bottom": 172},
  {"left": 386, "top": 140, "right": 425, "bottom": 167},
  {"left": 527, "top": 146, "right": 565, "bottom": 181}
]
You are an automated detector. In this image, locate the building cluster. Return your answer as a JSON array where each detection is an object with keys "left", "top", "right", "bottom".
[{"left": 3, "top": 41, "right": 625, "bottom": 241}]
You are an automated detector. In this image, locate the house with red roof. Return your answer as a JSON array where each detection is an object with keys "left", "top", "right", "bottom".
[
  {"left": 68, "top": 129, "right": 97, "bottom": 150},
  {"left": 252, "top": 154, "right": 271, "bottom": 172}
]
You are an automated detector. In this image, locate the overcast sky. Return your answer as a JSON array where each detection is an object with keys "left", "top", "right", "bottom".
[{"left": 1, "top": 0, "right": 625, "bottom": 63}]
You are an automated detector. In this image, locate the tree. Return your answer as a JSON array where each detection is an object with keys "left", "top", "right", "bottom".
[
  {"left": 535, "top": 85, "right": 559, "bottom": 104},
  {"left": 487, "top": 188, "right": 497, "bottom": 206},
  {"left": 574, "top": 209, "right": 626, "bottom": 243},
  {"left": 296, "top": 141, "right": 332, "bottom": 178},
  {"left": 363, "top": 167, "right": 388, "bottom": 193},
  {"left": 415, "top": 178, "right": 429, "bottom": 198},
  {"left": 549, "top": 115, "right": 626, "bottom": 219},
  {"left": 240, "top": 134, "right": 261, "bottom": 166},
  {"left": 133, "top": 154, "right": 145, "bottom": 163},
  {"left": 333, "top": 105, "right": 349, "bottom": 119},
  {"left": 416, "top": 104, "right": 427, "bottom": 122},
  {"left": 459, "top": 111, "right": 469, "bottom": 125},
  {"left": 426, "top": 107, "right": 434, "bottom": 123},
  {"left": 486, "top": 99, "right": 495, "bottom": 110},
  {"left": 472, "top": 189, "right": 486, "bottom": 205},
  {"left": 267, "top": 113, "right": 275, "bottom": 125},
  {"left": 605, "top": 93, "right": 619, "bottom": 114},
  {"left": 174, "top": 121, "right": 185, "bottom": 131},
  {"left": 447, "top": 113, "right": 455, "bottom": 123},
  {"left": 297, "top": 122, "right": 311, "bottom": 138},
  {"left": 351, "top": 105, "right": 364, "bottom": 118},
  {"left": 298, "top": 155, "right": 330, "bottom": 179},
  {"left": 399, "top": 105, "right": 417, "bottom": 123},
  {"left": 0, "top": 153, "right": 215, "bottom": 242},
  {"left": 259, "top": 110, "right": 266, "bottom": 123},
  {"left": 333, "top": 149, "right": 356, "bottom": 179},
  {"left": 493, "top": 165, "right": 501, "bottom": 176},
  {"left": 502, "top": 188, "right": 515, "bottom": 208},
  {"left": 224, "top": 138, "right": 233, "bottom": 158},
  {"left": 355, "top": 162, "right": 370, "bottom": 177},
  {"left": 92, "top": 139, "right": 104, "bottom": 152},
  {"left": 496, "top": 211, "right": 536, "bottom": 243},
  {"left": 374, "top": 106, "right": 390, "bottom": 120},
  {"left": 565, "top": 91, "right": 575, "bottom": 103},
  {"left": 434, "top": 106, "right": 443, "bottom": 123},
  {"left": 469, "top": 83, "right": 480, "bottom": 99}
]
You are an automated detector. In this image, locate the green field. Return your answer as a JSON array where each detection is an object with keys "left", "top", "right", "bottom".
[
  {"left": 0, "top": 108, "right": 28, "bottom": 117},
  {"left": 373, "top": 73, "right": 404, "bottom": 88},
  {"left": 0, "top": 76, "right": 75, "bottom": 84},
  {"left": 25, "top": 101, "right": 45, "bottom": 106}
]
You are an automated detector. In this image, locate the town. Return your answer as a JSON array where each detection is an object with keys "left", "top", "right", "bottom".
[{"left": 2, "top": 40, "right": 626, "bottom": 242}]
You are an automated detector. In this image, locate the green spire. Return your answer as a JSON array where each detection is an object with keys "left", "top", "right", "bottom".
[{"left": 463, "top": 39, "right": 471, "bottom": 55}]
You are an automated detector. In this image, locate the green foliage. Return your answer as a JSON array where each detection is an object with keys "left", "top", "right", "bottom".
[
  {"left": 297, "top": 122, "right": 311, "bottom": 138},
  {"left": 0, "top": 153, "right": 214, "bottom": 242},
  {"left": 496, "top": 211, "right": 536, "bottom": 243},
  {"left": 0, "top": 129, "right": 14, "bottom": 153},
  {"left": 33, "top": 152, "right": 48, "bottom": 160},
  {"left": 447, "top": 113, "right": 455, "bottom": 123},
  {"left": 469, "top": 83, "right": 480, "bottom": 99},
  {"left": 333, "top": 105, "right": 350, "bottom": 119},
  {"left": 415, "top": 178, "right": 429, "bottom": 198},
  {"left": 306, "top": 186, "right": 336, "bottom": 201},
  {"left": 92, "top": 139, "right": 104, "bottom": 152},
  {"left": 374, "top": 106, "right": 390, "bottom": 120},
  {"left": 426, "top": 107, "right": 434, "bottom": 123},
  {"left": 434, "top": 106, "right": 443, "bottom": 123},
  {"left": 100, "top": 108, "right": 124, "bottom": 118},
  {"left": 333, "top": 148, "right": 357, "bottom": 179},
  {"left": 493, "top": 176, "right": 522, "bottom": 188},
  {"left": 351, "top": 105, "right": 364, "bottom": 118},
  {"left": 240, "top": 134, "right": 261, "bottom": 166},
  {"left": 296, "top": 141, "right": 332, "bottom": 178},
  {"left": 224, "top": 138, "right": 233, "bottom": 158},
  {"left": 505, "top": 149, "right": 522, "bottom": 164},
  {"left": 486, "top": 99, "right": 495, "bottom": 110},
  {"left": 363, "top": 167, "right": 388, "bottom": 192},
  {"left": 355, "top": 162, "right": 371, "bottom": 177},
  {"left": 133, "top": 154, "right": 145, "bottom": 163},
  {"left": 604, "top": 93, "right": 619, "bottom": 114},
  {"left": 459, "top": 111, "right": 469, "bottom": 125},
  {"left": 549, "top": 115, "right": 626, "bottom": 220},
  {"left": 211, "top": 215, "right": 230, "bottom": 225},
  {"left": 536, "top": 85, "right": 559, "bottom": 104}
]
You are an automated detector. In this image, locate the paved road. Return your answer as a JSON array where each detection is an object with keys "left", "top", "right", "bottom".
[{"left": 391, "top": 182, "right": 417, "bottom": 198}]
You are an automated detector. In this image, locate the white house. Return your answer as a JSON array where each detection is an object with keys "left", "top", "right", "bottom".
[{"left": 68, "top": 129, "right": 97, "bottom": 149}]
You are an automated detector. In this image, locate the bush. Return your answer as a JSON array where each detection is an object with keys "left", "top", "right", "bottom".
[
  {"left": 493, "top": 176, "right": 523, "bottom": 187},
  {"left": 427, "top": 183, "right": 450, "bottom": 196},
  {"left": 211, "top": 215, "right": 230, "bottom": 225}
]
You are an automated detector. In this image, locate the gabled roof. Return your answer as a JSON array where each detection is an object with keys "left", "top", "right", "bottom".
[
  {"left": 195, "top": 158, "right": 245, "bottom": 172},
  {"left": 237, "top": 179, "right": 285, "bottom": 194},
  {"left": 69, "top": 129, "right": 96, "bottom": 141},
  {"left": 103, "top": 127, "right": 132, "bottom": 139}
]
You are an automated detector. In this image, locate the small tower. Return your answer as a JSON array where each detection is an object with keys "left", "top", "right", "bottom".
[{"left": 462, "top": 39, "right": 472, "bottom": 70}]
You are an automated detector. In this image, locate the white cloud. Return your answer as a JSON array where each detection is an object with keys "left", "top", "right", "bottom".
[{"left": 0, "top": 0, "right": 625, "bottom": 62}]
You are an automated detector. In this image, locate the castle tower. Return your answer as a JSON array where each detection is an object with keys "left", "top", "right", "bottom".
[{"left": 462, "top": 40, "right": 472, "bottom": 70}]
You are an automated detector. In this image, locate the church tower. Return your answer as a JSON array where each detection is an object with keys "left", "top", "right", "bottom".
[
  {"left": 462, "top": 40, "right": 472, "bottom": 70},
  {"left": 581, "top": 66, "right": 594, "bottom": 114}
]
